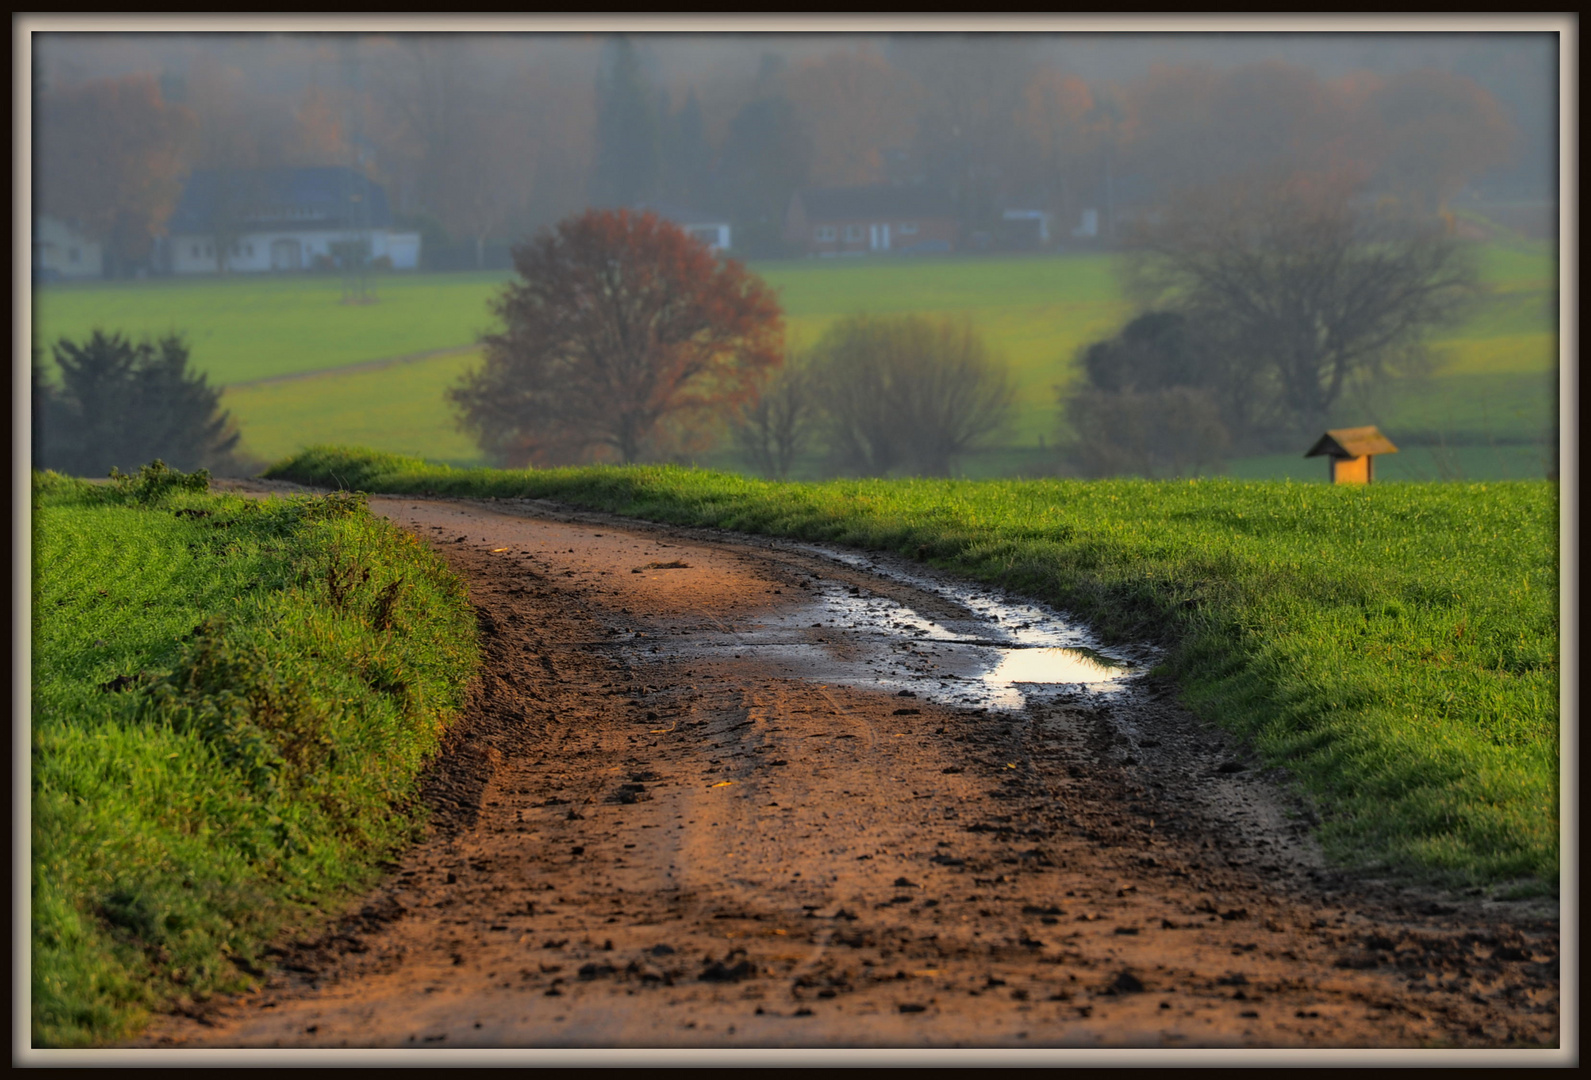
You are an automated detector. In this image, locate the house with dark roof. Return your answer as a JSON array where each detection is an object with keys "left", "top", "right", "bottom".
[
  {"left": 164, "top": 166, "right": 421, "bottom": 275},
  {"left": 784, "top": 185, "right": 959, "bottom": 257}
]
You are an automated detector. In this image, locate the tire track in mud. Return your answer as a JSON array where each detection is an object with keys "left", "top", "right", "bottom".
[{"left": 132, "top": 487, "right": 1560, "bottom": 1051}]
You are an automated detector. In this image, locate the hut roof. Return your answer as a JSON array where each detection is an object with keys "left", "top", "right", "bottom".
[{"left": 1304, "top": 426, "right": 1399, "bottom": 459}]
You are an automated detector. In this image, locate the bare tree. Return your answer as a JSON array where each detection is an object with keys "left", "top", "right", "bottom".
[
  {"left": 732, "top": 361, "right": 817, "bottom": 480},
  {"left": 812, "top": 314, "right": 1013, "bottom": 477},
  {"left": 1125, "top": 172, "right": 1479, "bottom": 437}
]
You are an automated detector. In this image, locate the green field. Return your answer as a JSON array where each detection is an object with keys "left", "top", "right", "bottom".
[
  {"left": 33, "top": 241, "right": 1559, "bottom": 477},
  {"left": 31, "top": 271, "right": 512, "bottom": 385},
  {"left": 30, "top": 465, "right": 478, "bottom": 1046},
  {"left": 270, "top": 446, "right": 1562, "bottom": 896}
]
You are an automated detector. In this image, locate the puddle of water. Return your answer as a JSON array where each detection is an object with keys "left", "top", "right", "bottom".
[
  {"left": 648, "top": 542, "right": 1153, "bottom": 712},
  {"left": 988, "top": 646, "right": 1128, "bottom": 684}
]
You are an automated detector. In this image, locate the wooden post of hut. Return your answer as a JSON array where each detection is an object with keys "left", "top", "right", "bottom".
[{"left": 1304, "top": 426, "right": 1398, "bottom": 484}]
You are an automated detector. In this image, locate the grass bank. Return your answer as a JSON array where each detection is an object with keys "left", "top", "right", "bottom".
[
  {"left": 30, "top": 463, "right": 478, "bottom": 1047},
  {"left": 269, "top": 447, "right": 1560, "bottom": 895}
]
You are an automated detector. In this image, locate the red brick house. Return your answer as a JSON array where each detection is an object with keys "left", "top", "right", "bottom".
[{"left": 784, "top": 185, "right": 959, "bottom": 257}]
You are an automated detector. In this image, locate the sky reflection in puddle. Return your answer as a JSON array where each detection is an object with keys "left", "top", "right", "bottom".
[{"left": 653, "top": 544, "right": 1148, "bottom": 712}]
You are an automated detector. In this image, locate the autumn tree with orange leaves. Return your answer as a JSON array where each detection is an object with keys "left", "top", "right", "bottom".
[
  {"left": 34, "top": 73, "right": 195, "bottom": 276},
  {"left": 451, "top": 209, "right": 784, "bottom": 466}
]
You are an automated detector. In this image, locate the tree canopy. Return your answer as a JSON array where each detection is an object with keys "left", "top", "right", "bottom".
[
  {"left": 1123, "top": 173, "right": 1479, "bottom": 436},
  {"left": 33, "top": 331, "right": 241, "bottom": 476},
  {"left": 451, "top": 209, "right": 784, "bottom": 466},
  {"left": 812, "top": 314, "right": 1013, "bottom": 477}
]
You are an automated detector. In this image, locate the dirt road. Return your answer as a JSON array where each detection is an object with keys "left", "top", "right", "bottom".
[{"left": 133, "top": 489, "right": 1560, "bottom": 1050}]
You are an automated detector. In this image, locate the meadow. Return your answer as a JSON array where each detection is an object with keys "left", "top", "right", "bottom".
[
  {"left": 271, "top": 446, "right": 1562, "bottom": 896},
  {"left": 32, "top": 229, "right": 1559, "bottom": 479},
  {"left": 30, "top": 465, "right": 477, "bottom": 1046}
]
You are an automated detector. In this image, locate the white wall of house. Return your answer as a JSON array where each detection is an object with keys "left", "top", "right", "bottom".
[
  {"left": 168, "top": 228, "right": 422, "bottom": 274},
  {"left": 33, "top": 216, "right": 104, "bottom": 279},
  {"left": 383, "top": 232, "right": 421, "bottom": 270}
]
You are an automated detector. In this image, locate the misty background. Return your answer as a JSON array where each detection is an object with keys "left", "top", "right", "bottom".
[
  {"left": 28, "top": 29, "right": 1562, "bottom": 482},
  {"left": 31, "top": 31, "right": 1557, "bottom": 269}
]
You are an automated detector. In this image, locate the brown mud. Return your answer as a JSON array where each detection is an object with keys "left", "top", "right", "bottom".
[{"left": 131, "top": 485, "right": 1560, "bottom": 1050}]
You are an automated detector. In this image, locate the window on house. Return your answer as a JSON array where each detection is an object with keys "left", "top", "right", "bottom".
[
  {"left": 245, "top": 243, "right": 254, "bottom": 257},
  {"left": 205, "top": 244, "right": 213, "bottom": 257},
  {"left": 68, "top": 247, "right": 80, "bottom": 263},
  {"left": 191, "top": 245, "right": 200, "bottom": 258},
  {"left": 843, "top": 224, "right": 864, "bottom": 242},
  {"left": 816, "top": 225, "right": 836, "bottom": 242},
  {"left": 898, "top": 222, "right": 919, "bottom": 235}
]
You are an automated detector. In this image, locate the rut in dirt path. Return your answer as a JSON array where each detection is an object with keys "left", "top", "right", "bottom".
[{"left": 133, "top": 492, "right": 1560, "bottom": 1050}]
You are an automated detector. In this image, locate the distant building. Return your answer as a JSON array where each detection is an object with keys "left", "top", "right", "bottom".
[
  {"left": 634, "top": 203, "right": 732, "bottom": 252},
  {"left": 999, "top": 209, "right": 1053, "bottom": 249},
  {"left": 784, "top": 185, "right": 959, "bottom": 257},
  {"left": 32, "top": 215, "right": 103, "bottom": 281},
  {"left": 164, "top": 166, "right": 421, "bottom": 275}
]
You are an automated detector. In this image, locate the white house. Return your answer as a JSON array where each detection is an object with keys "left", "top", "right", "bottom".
[
  {"left": 32, "top": 215, "right": 103, "bottom": 280},
  {"left": 165, "top": 166, "right": 421, "bottom": 275}
]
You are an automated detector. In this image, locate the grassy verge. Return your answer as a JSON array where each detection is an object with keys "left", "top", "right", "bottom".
[
  {"left": 268, "top": 446, "right": 1559, "bottom": 895},
  {"left": 30, "top": 463, "right": 478, "bottom": 1047}
]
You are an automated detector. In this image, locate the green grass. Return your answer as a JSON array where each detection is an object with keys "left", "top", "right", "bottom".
[
  {"left": 268, "top": 446, "right": 1560, "bottom": 895},
  {"left": 1227, "top": 444, "right": 1559, "bottom": 484},
  {"left": 30, "top": 464, "right": 478, "bottom": 1046},
  {"left": 32, "top": 271, "right": 511, "bottom": 385},
  {"left": 33, "top": 241, "right": 1558, "bottom": 474},
  {"left": 222, "top": 350, "right": 488, "bottom": 468}
]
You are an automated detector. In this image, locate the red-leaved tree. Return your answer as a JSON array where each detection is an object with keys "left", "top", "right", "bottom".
[{"left": 451, "top": 209, "right": 784, "bottom": 465}]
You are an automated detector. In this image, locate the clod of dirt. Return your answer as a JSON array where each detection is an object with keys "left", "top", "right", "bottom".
[
  {"left": 700, "top": 959, "right": 756, "bottom": 983},
  {"left": 1111, "top": 971, "right": 1146, "bottom": 994}
]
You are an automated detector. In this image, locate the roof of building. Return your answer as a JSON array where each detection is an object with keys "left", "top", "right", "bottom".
[
  {"left": 167, "top": 166, "right": 393, "bottom": 234},
  {"left": 1304, "top": 426, "right": 1400, "bottom": 459},
  {"left": 795, "top": 184, "right": 957, "bottom": 222}
]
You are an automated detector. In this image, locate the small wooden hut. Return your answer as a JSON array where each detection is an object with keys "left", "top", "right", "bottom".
[{"left": 1304, "top": 426, "right": 1399, "bottom": 484}]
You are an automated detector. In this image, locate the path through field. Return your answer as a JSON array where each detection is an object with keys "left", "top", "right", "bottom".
[{"left": 133, "top": 488, "right": 1560, "bottom": 1050}]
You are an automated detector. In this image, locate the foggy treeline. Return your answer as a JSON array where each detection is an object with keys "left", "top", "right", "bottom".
[{"left": 32, "top": 31, "right": 1556, "bottom": 274}]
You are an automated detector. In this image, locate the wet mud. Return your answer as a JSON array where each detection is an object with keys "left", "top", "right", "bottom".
[{"left": 132, "top": 486, "right": 1560, "bottom": 1050}]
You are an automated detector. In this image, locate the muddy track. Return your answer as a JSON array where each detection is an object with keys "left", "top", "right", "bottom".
[{"left": 133, "top": 486, "right": 1560, "bottom": 1050}]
